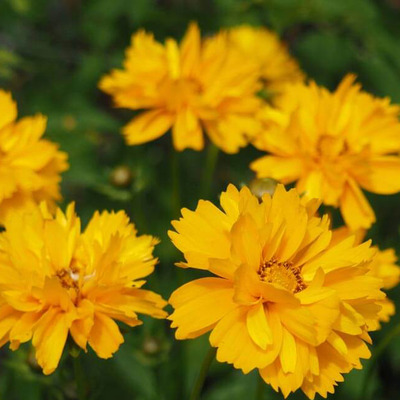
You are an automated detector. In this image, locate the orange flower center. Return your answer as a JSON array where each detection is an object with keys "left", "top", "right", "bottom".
[
  {"left": 257, "top": 258, "right": 306, "bottom": 293},
  {"left": 162, "top": 78, "right": 202, "bottom": 110},
  {"left": 316, "top": 135, "right": 347, "bottom": 159},
  {"left": 55, "top": 267, "right": 79, "bottom": 290}
]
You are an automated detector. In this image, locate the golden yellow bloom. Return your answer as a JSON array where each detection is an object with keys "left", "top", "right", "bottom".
[
  {"left": 332, "top": 227, "right": 400, "bottom": 324},
  {"left": 99, "top": 23, "right": 261, "bottom": 153},
  {"left": 228, "top": 25, "right": 304, "bottom": 95},
  {"left": 169, "top": 184, "right": 384, "bottom": 399},
  {"left": 250, "top": 75, "right": 400, "bottom": 230},
  {"left": 0, "top": 90, "right": 68, "bottom": 224},
  {"left": 0, "top": 203, "right": 167, "bottom": 374}
]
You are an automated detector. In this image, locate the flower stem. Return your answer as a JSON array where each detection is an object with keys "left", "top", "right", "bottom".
[
  {"left": 73, "top": 355, "right": 87, "bottom": 400},
  {"left": 189, "top": 346, "right": 217, "bottom": 400},
  {"left": 171, "top": 148, "right": 181, "bottom": 217},
  {"left": 201, "top": 143, "right": 219, "bottom": 199},
  {"left": 359, "top": 322, "right": 400, "bottom": 399},
  {"left": 256, "top": 374, "right": 265, "bottom": 400}
]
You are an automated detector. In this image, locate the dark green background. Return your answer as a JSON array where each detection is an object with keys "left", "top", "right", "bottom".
[{"left": 1, "top": 0, "right": 400, "bottom": 399}]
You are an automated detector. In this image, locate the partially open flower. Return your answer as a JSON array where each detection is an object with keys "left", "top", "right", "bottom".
[
  {"left": 169, "top": 184, "right": 384, "bottom": 398},
  {"left": 0, "top": 203, "right": 167, "bottom": 374}
]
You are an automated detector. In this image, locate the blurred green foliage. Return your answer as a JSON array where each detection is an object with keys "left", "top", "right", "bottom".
[{"left": 1, "top": 0, "right": 400, "bottom": 399}]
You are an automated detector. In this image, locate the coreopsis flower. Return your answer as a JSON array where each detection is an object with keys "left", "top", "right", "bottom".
[
  {"left": 250, "top": 75, "right": 400, "bottom": 230},
  {"left": 169, "top": 184, "right": 385, "bottom": 399},
  {"left": 0, "top": 203, "right": 167, "bottom": 374},
  {"left": 0, "top": 90, "right": 68, "bottom": 223},
  {"left": 228, "top": 25, "right": 304, "bottom": 95},
  {"left": 99, "top": 23, "right": 262, "bottom": 153},
  {"left": 332, "top": 227, "right": 400, "bottom": 324}
]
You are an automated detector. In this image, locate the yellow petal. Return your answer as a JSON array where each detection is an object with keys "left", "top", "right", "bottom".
[
  {"left": 125, "top": 288, "right": 168, "bottom": 319},
  {"left": 169, "top": 278, "right": 236, "bottom": 339},
  {"left": 180, "top": 22, "right": 201, "bottom": 77},
  {"left": 279, "top": 327, "right": 297, "bottom": 373},
  {"left": 70, "top": 299, "right": 94, "bottom": 351},
  {"left": 246, "top": 302, "right": 272, "bottom": 349},
  {"left": 272, "top": 303, "right": 317, "bottom": 346},
  {"left": 123, "top": 110, "right": 174, "bottom": 146},
  {"left": 230, "top": 214, "right": 262, "bottom": 270},
  {"left": 88, "top": 313, "right": 124, "bottom": 359},
  {"left": 165, "top": 38, "right": 181, "bottom": 79},
  {"left": 210, "top": 307, "right": 281, "bottom": 373},
  {"left": 357, "top": 156, "right": 400, "bottom": 194},
  {"left": 0, "top": 305, "right": 20, "bottom": 344},
  {"left": 250, "top": 156, "right": 303, "bottom": 183},
  {"left": 340, "top": 179, "right": 375, "bottom": 230},
  {"left": 272, "top": 186, "right": 309, "bottom": 261},
  {"left": 169, "top": 199, "right": 233, "bottom": 271},
  {"left": 9, "top": 312, "right": 42, "bottom": 345},
  {"left": 326, "top": 331, "right": 348, "bottom": 356},
  {"left": 377, "top": 298, "right": 395, "bottom": 323},
  {"left": 0, "top": 90, "right": 17, "bottom": 130},
  {"left": 208, "top": 258, "right": 236, "bottom": 280},
  {"left": 32, "top": 308, "right": 70, "bottom": 375},
  {"left": 172, "top": 108, "right": 204, "bottom": 151}
]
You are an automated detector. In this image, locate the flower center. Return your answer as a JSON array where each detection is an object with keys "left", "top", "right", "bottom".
[
  {"left": 55, "top": 267, "right": 80, "bottom": 290},
  {"left": 162, "top": 78, "right": 202, "bottom": 111},
  {"left": 257, "top": 258, "right": 306, "bottom": 293},
  {"left": 316, "top": 135, "right": 347, "bottom": 159}
]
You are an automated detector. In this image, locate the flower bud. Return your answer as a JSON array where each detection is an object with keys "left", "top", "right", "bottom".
[
  {"left": 249, "top": 177, "right": 277, "bottom": 199},
  {"left": 110, "top": 166, "right": 133, "bottom": 188}
]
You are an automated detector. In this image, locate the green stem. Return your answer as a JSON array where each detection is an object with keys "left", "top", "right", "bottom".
[
  {"left": 256, "top": 374, "right": 265, "bottom": 400},
  {"left": 171, "top": 148, "right": 181, "bottom": 218},
  {"left": 201, "top": 143, "right": 219, "bottom": 199},
  {"left": 359, "top": 322, "right": 400, "bottom": 399},
  {"left": 73, "top": 355, "right": 87, "bottom": 400},
  {"left": 189, "top": 347, "right": 217, "bottom": 400}
]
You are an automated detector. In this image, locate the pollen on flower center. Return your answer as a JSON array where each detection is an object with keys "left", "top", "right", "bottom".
[
  {"left": 55, "top": 267, "right": 80, "bottom": 290},
  {"left": 257, "top": 258, "right": 306, "bottom": 293}
]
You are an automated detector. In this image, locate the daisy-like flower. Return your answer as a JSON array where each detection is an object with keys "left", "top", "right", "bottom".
[
  {"left": 169, "top": 184, "right": 384, "bottom": 399},
  {"left": 0, "top": 90, "right": 68, "bottom": 223},
  {"left": 250, "top": 75, "right": 400, "bottom": 230},
  {"left": 228, "top": 25, "right": 304, "bottom": 95},
  {"left": 332, "top": 227, "right": 400, "bottom": 325},
  {"left": 99, "top": 23, "right": 261, "bottom": 153},
  {"left": 0, "top": 203, "right": 167, "bottom": 374}
]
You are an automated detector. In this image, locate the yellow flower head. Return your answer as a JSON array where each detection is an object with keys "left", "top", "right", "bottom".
[
  {"left": 99, "top": 23, "right": 262, "bottom": 153},
  {"left": 0, "top": 203, "right": 167, "bottom": 374},
  {"left": 333, "top": 227, "right": 400, "bottom": 325},
  {"left": 0, "top": 91, "right": 68, "bottom": 223},
  {"left": 169, "top": 184, "right": 384, "bottom": 399},
  {"left": 228, "top": 25, "right": 304, "bottom": 95},
  {"left": 250, "top": 75, "right": 400, "bottom": 230}
]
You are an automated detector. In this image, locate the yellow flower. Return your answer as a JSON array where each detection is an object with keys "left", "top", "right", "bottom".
[
  {"left": 99, "top": 23, "right": 261, "bottom": 153},
  {"left": 0, "top": 90, "right": 68, "bottom": 224},
  {"left": 0, "top": 203, "right": 167, "bottom": 374},
  {"left": 228, "top": 25, "right": 304, "bottom": 95},
  {"left": 250, "top": 75, "right": 400, "bottom": 230},
  {"left": 332, "top": 227, "right": 400, "bottom": 324},
  {"left": 169, "top": 184, "right": 384, "bottom": 399}
]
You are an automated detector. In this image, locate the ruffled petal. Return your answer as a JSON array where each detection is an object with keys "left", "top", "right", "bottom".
[{"left": 123, "top": 110, "right": 174, "bottom": 145}]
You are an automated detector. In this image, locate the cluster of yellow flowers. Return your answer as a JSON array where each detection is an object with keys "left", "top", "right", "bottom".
[{"left": 1, "top": 22, "right": 400, "bottom": 399}]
